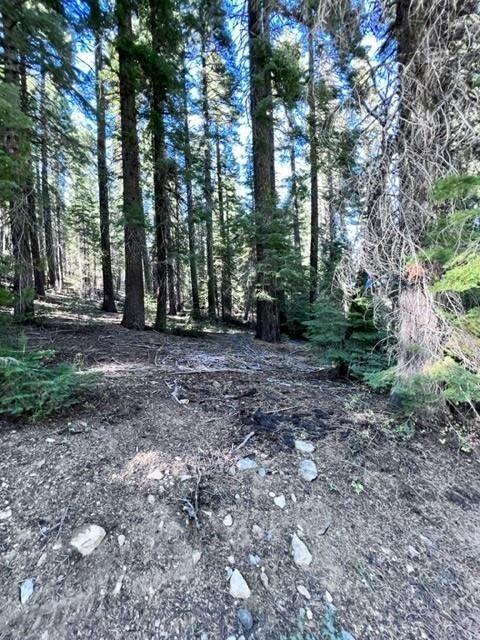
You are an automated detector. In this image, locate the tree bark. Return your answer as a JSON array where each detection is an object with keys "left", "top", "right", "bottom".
[
  {"left": 94, "top": 18, "right": 117, "bottom": 312},
  {"left": 40, "top": 67, "right": 56, "bottom": 289},
  {"left": 181, "top": 58, "right": 201, "bottom": 320},
  {"left": 248, "top": 0, "right": 280, "bottom": 342},
  {"left": 2, "top": 6, "right": 34, "bottom": 320},
  {"left": 308, "top": 24, "right": 319, "bottom": 304},
  {"left": 19, "top": 57, "right": 45, "bottom": 299},
  {"left": 200, "top": 29, "right": 217, "bottom": 321},
  {"left": 216, "top": 133, "right": 232, "bottom": 320},
  {"left": 117, "top": 0, "right": 145, "bottom": 330}
]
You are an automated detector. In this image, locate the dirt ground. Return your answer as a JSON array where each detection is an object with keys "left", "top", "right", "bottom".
[{"left": 1, "top": 297, "right": 480, "bottom": 640}]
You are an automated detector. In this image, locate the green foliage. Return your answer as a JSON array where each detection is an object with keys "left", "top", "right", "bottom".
[
  {"left": 0, "top": 331, "right": 94, "bottom": 420},
  {"left": 306, "top": 294, "right": 389, "bottom": 379},
  {"left": 432, "top": 175, "right": 480, "bottom": 201}
]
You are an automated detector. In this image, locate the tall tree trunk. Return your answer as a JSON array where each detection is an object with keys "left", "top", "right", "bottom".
[
  {"left": 94, "top": 18, "right": 116, "bottom": 312},
  {"left": 20, "top": 57, "right": 45, "bottom": 299},
  {"left": 200, "top": 30, "right": 216, "bottom": 321},
  {"left": 117, "top": 0, "right": 145, "bottom": 330},
  {"left": 182, "top": 59, "right": 201, "bottom": 320},
  {"left": 216, "top": 133, "right": 232, "bottom": 320},
  {"left": 248, "top": 0, "right": 280, "bottom": 342},
  {"left": 149, "top": 0, "right": 169, "bottom": 330},
  {"left": 40, "top": 67, "right": 56, "bottom": 289},
  {"left": 289, "top": 136, "right": 301, "bottom": 256},
  {"left": 308, "top": 24, "right": 319, "bottom": 304},
  {"left": 173, "top": 168, "right": 183, "bottom": 312},
  {"left": 54, "top": 172, "right": 64, "bottom": 290},
  {"left": 2, "top": 6, "right": 34, "bottom": 320}
]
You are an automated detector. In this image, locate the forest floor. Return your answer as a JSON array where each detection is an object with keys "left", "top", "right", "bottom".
[{"left": 1, "top": 295, "right": 480, "bottom": 640}]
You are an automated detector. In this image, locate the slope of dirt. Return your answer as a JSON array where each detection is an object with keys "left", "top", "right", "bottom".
[{"left": 1, "top": 298, "right": 479, "bottom": 640}]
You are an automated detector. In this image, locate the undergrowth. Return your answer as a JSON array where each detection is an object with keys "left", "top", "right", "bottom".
[{"left": 0, "top": 309, "right": 94, "bottom": 420}]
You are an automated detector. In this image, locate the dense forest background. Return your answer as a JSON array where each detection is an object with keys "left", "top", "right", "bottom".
[{"left": 0, "top": 0, "right": 479, "bottom": 419}]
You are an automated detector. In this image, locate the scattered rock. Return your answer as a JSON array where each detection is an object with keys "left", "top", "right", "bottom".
[
  {"left": 299, "top": 460, "right": 318, "bottom": 482},
  {"left": 291, "top": 533, "right": 312, "bottom": 567},
  {"left": 223, "top": 514, "right": 234, "bottom": 527},
  {"left": 229, "top": 569, "right": 251, "bottom": 599},
  {"left": 237, "top": 458, "right": 258, "bottom": 471},
  {"left": 20, "top": 578, "right": 34, "bottom": 604},
  {"left": 249, "top": 554, "right": 261, "bottom": 566},
  {"left": 192, "top": 550, "right": 202, "bottom": 566},
  {"left": 295, "top": 440, "right": 315, "bottom": 453},
  {"left": 252, "top": 524, "right": 262, "bottom": 538},
  {"left": 0, "top": 507, "right": 12, "bottom": 520},
  {"left": 408, "top": 545, "right": 420, "bottom": 559},
  {"left": 147, "top": 494, "right": 155, "bottom": 505},
  {"left": 36, "top": 552, "right": 47, "bottom": 567},
  {"left": 274, "top": 494, "right": 286, "bottom": 509},
  {"left": 260, "top": 571, "right": 269, "bottom": 589},
  {"left": 306, "top": 607, "right": 313, "bottom": 620},
  {"left": 45, "top": 438, "right": 55, "bottom": 443},
  {"left": 70, "top": 524, "right": 106, "bottom": 556},
  {"left": 297, "top": 584, "right": 311, "bottom": 600},
  {"left": 112, "top": 571, "right": 125, "bottom": 596},
  {"left": 147, "top": 469, "right": 163, "bottom": 480},
  {"left": 341, "top": 630, "right": 356, "bottom": 640},
  {"left": 117, "top": 534, "right": 126, "bottom": 547},
  {"left": 291, "top": 493, "right": 297, "bottom": 503},
  {"left": 238, "top": 608, "right": 254, "bottom": 631},
  {"left": 257, "top": 468, "right": 266, "bottom": 478},
  {"left": 324, "top": 590, "right": 333, "bottom": 604},
  {"left": 228, "top": 555, "right": 235, "bottom": 565}
]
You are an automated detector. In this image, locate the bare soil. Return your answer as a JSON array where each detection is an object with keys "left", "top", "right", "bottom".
[{"left": 1, "top": 297, "right": 479, "bottom": 640}]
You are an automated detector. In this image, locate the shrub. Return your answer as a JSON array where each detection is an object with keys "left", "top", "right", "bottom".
[{"left": 0, "top": 334, "right": 94, "bottom": 420}]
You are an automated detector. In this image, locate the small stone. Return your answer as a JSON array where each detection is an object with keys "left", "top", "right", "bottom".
[
  {"left": 297, "top": 584, "right": 311, "bottom": 600},
  {"left": 291, "top": 493, "right": 297, "bottom": 503},
  {"left": 249, "top": 554, "right": 261, "bottom": 566},
  {"left": 274, "top": 494, "right": 286, "bottom": 509},
  {"left": 228, "top": 555, "right": 235, "bottom": 565},
  {"left": 20, "top": 579, "right": 34, "bottom": 604},
  {"left": 406, "top": 563, "right": 414, "bottom": 574},
  {"left": 229, "top": 569, "right": 251, "bottom": 599},
  {"left": 192, "top": 550, "right": 202, "bottom": 566},
  {"left": 306, "top": 607, "right": 313, "bottom": 620},
  {"left": 295, "top": 440, "right": 315, "bottom": 453},
  {"left": 226, "top": 636, "right": 237, "bottom": 640},
  {"left": 45, "top": 438, "right": 55, "bottom": 443},
  {"left": 117, "top": 534, "right": 126, "bottom": 547},
  {"left": 223, "top": 514, "right": 234, "bottom": 527},
  {"left": 70, "top": 524, "right": 106, "bottom": 556},
  {"left": 324, "top": 590, "right": 333, "bottom": 604},
  {"left": 0, "top": 507, "right": 12, "bottom": 520},
  {"left": 147, "top": 494, "right": 155, "bottom": 505},
  {"left": 340, "top": 631, "right": 356, "bottom": 640},
  {"left": 291, "top": 533, "right": 312, "bottom": 567},
  {"left": 236, "top": 458, "right": 258, "bottom": 471},
  {"left": 408, "top": 545, "right": 420, "bottom": 559},
  {"left": 147, "top": 469, "right": 163, "bottom": 480},
  {"left": 299, "top": 460, "right": 318, "bottom": 482},
  {"left": 257, "top": 468, "right": 266, "bottom": 478},
  {"left": 238, "top": 608, "right": 254, "bottom": 631},
  {"left": 252, "top": 525, "right": 262, "bottom": 538},
  {"left": 260, "top": 571, "right": 269, "bottom": 589},
  {"left": 36, "top": 552, "right": 47, "bottom": 567}
]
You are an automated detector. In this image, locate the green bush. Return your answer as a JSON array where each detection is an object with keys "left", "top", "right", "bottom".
[
  {"left": 305, "top": 294, "right": 390, "bottom": 380},
  {"left": 0, "top": 335, "right": 94, "bottom": 420}
]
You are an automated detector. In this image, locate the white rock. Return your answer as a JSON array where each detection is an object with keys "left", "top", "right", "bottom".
[
  {"left": 147, "top": 494, "right": 155, "bottom": 505},
  {"left": 274, "top": 495, "right": 286, "bottom": 509},
  {"left": 260, "top": 571, "right": 269, "bottom": 589},
  {"left": 192, "top": 550, "right": 202, "bottom": 566},
  {"left": 229, "top": 569, "right": 251, "bottom": 599},
  {"left": 306, "top": 607, "right": 313, "bottom": 620},
  {"left": 20, "top": 578, "right": 34, "bottom": 604},
  {"left": 291, "top": 493, "right": 297, "bottom": 503},
  {"left": 252, "top": 524, "right": 262, "bottom": 538},
  {"left": 117, "top": 534, "right": 126, "bottom": 547},
  {"left": 236, "top": 458, "right": 258, "bottom": 471},
  {"left": 299, "top": 460, "right": 318, "bottom": 482},
  {"left": 297, "top": 584, "right": 311, "bottom": 599},
  {"left": 291, "top": 533, "right": 312, "bottom": 567},
  {"left": 324, "top": 590, "right": 333, "bottom": 604},
  {"left": 223, "top": 514, "right": 233, "bottom": 527},
  {"left": 70, "top": 524, "right": 106, "bottom": 556},
  {"left": 228, "top": 555, "right": 235, "bottom": 565},
  {"left": 147, "top": 469, "right": 163, "bottom": 480},
  {"left": 0, "top": 507, "right": 12, "bottom": 520},
  {"left": 295, "top": 440, "right": 315, "bottom": 453}
]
